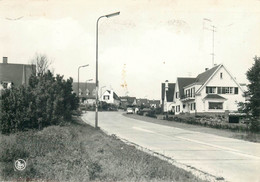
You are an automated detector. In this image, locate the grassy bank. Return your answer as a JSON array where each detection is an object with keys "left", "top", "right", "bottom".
[{"left": 0, "top": 118, "right": 205, "bottom": 182}]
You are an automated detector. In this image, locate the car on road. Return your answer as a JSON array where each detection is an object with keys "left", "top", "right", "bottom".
[{"left": 126, "top": 107, "right": 134, "bottom": 114}]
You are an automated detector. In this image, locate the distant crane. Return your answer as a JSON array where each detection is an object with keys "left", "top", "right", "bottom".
[{"left": 121, "top": 64, "right": 129, "bottom": 96}]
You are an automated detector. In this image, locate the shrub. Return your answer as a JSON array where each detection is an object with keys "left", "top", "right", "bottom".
[{"left": 0, "top": 71, "right": 79, "bottom": 134}]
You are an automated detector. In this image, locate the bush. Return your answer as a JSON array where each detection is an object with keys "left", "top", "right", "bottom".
[
  {"left": 249, "top": 118, "right": 260, "bottom": 133},
  {"left": 0, "top": 71, "right": 79, "bottom": 134}
]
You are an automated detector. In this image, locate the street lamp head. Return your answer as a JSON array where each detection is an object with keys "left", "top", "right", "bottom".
[
  {"left": 82, "top": 64, "right": 89, "bottom": 67},
  {"left": 105, "top": 11, "right": 120, "bottom": 18}
]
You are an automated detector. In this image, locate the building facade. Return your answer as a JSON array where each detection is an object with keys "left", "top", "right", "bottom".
[
  {"left": 0, "top": 57, "right": 36, "bottom": 94},
  {"left": 162, "top": 64, "right": 245, "bottom": 115},
  {"left": 100, "top": 89, "right": 121, "bottom": 106}
]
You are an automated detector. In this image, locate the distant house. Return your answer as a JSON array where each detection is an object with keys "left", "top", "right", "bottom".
[
  {"left": 161, "top": 81, "right": 175, "bottom": 112},
  {"left": 162, "top": 64, "right": 246, "bottom": 115},
  {"left": 0, "top": 57, "right": 36, "bottom": 94},
  {"left": 148, "top": 100, "right": 160, "bottom": 108},
  {"left": 120, "top": 96, "right": 137, "bottom": 109},
  {"left": 136, "top": 98, "right": 149, "bottom": 108},
  {"left": 100, "top": 89, "right": 121, "bottom": 106},
  {"left": 72, "top": 82, "right": 96, "bottom": 104}
]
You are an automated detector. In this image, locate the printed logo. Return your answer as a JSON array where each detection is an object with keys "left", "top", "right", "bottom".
[{"left": 14, "top": 159, "right": 26, "bottom": 171}]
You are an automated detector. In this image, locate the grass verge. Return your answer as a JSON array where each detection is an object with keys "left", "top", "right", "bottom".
[{"left": 0, "top": 118, "right": 206, "bottom": 182}]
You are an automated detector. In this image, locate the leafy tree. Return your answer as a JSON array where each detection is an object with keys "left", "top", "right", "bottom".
[
  {"left": 0, "top": 70, "right": 79, "bottom": 134},
  {"left": 246, "top": 56, "right": 260, "bottom": 118}
]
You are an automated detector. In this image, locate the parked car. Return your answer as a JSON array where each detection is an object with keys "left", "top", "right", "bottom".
[{"left": 126, "top": 107, "right": 134, "bottom": 114}]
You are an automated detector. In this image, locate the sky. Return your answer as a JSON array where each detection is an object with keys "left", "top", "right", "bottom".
[{"left": 0, "top": 0, "right": 260, "bottom": 99}]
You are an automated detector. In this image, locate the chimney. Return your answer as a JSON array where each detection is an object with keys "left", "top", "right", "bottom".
[
  {"left": 3, "top": 57, "right": 8, "bottom": 64},
  {"left": 165, "top": 80, "right": 169, "bottom": 91},
  {"left": 205, "top": 68, "right": 208, "bottom": 71}
]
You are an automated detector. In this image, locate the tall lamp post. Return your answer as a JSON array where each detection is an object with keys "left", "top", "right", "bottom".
[
  {"left": 95, "top": 11, "right": 120, "bottom": 129},
  {"left": 78, "top": 64, "right": 89, "bottom": 101}
]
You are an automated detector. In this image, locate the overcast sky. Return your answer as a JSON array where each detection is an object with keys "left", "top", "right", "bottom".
[{"left": 1, "top": 0, "right": 260, "bottom": 99}]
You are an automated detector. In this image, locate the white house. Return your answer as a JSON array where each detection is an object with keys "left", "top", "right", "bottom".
[
  {"left": 100, "top": 89, "right": 121, "bottom": 106},
  {"left": 163, "top": 64, "right": 245, "bottom": 115}
]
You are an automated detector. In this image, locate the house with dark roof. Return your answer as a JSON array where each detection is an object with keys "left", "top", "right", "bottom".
[
  {"left": 148, "top": 100, "right": 160, "bottom": 108},
  {"left": 120, "top": 96, "right": 137, "bottom": 109},
  {"left": 161, "top": 81, "right": 175, "bottom": 112},
  {"left": 0, "top": 57, "right": 36, "bottom": 94},
  {"left": 136, "top": 98, "right": 149, "bottom": 108},
  {"left": 163, "top": 64, "right": 245, "bottom": 114},
  {"left": 72, "top": 82, "right": 96, "bottom": 104},
  {"left": 100, "top": 89, "right": 121, "bottom": 106}
]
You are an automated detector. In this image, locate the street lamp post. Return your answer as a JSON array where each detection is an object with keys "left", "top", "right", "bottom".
[
  {"left": 78, "top": 64, "right": 89, "bottom": 102},
  {"left": 95, "top": 11, "right": 120, "bottom": 129}
]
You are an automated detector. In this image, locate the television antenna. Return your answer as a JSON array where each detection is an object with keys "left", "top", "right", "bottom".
[{"left": 203, "top": 18, "right": 217, "bottom": 67}]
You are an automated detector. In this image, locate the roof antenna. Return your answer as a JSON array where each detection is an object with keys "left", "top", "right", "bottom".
[{"left": 203, "top": 18, "right": 217, "bottom": 67}]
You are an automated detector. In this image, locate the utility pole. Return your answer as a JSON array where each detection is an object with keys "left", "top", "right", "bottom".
[{"left": 203, "top": 18, "right": 217, "bottom": 67}]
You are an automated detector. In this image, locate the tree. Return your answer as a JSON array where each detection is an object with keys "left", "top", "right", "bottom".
[
  {"left": 0, "top": 70, "right": 79, "bottom": 134},
  {"left": 246, "top": 56, "right": 260, "bottom": 118},
  {"left": 31, "top": 53, "right": 52, "bottom": 77}
]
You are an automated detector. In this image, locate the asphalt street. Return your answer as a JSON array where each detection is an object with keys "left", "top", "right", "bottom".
[{"left": 82, "top": 111, "right": 260, "bottom": 182}]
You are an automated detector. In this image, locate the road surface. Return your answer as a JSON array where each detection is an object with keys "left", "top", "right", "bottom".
[{"left": 82, "top": 111, "right": 260, "bottom": 182}]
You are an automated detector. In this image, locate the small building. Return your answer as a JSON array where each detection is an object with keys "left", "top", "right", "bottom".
[
  {"left": 120, "top": 96, "right": 137, "bottom": 109},
  {"left": 100, "top": 89, "right": 121, "bottom": 106}
]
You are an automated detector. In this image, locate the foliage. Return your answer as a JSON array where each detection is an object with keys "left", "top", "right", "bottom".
[
  {"left": 0, "top": 121, "right": 203, "bottom": 182},
  {"left": 0, "top": 71, "right": 78, "bottom": 134},
  {"left": 246, "top": 56, "right": 260, "bottom": 118}
]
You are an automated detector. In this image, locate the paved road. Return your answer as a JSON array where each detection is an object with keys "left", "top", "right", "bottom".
[{"left": 82, "top": 111, "right": 260, "bottom": 182}]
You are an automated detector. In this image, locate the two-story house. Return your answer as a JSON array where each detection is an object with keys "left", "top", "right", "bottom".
[{"left": 163, "top": 64, "right": 245, "bottom": 115}]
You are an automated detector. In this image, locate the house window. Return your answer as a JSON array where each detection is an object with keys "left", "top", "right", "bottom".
[
  {"left": 235, "top": 87, "right": 238, "bottom": 94},
  {"left": 176, "top": 92, "right": 179, "bottom": 99},
  {"left": 176, "top": 105, "right": 180, "bottom": 112},
  {"left": 225, "top": 87, "right": 233, "bottom": 94},
  {"left": 220, "top": 72, "right": 223, "bottom": 79},
  {"left": 103, "top": 95, "right": 109, "bottom": 100},
  {"left": 209, "top": 102, "right": 223, "bottom": 110},
  {"left": 206, "top": 87, "right": 216, "bottom": 94}
]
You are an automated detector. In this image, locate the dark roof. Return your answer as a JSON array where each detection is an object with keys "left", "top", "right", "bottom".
[
  {"left": 166, "top": 83, "right": 175, "bottom": 102},
  {"left": 72, "top": 82, "right": 96, "bottom": 98},
  {"left": 177, "top": 78, "right": 196, "bottom": 97},
  {"left": 106, "top": 90, "right": 120, "bottom": 100},
  {"left": 203, "top": 94, "right": 226, "bottom": 100},
  {"left": 113, "top": 92, "right": 120, "bottom": 100},
  {"left": 161, "top": 83, "right": 175, "bottom": 102},
  {"left": 0, "top": 63, "right": 36, "bottom": 86},
  {"left": 137, "top": 98, "right": 148, "bottom": 106},
  {"left": 195, "top": 65, "right": 220, "bottom": 84},
  {"left": 149, "top": 100, "right": 160, "bottom": 105},
  {"left": 120, "top": 96, "right": 136, "bottom": 104}
]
